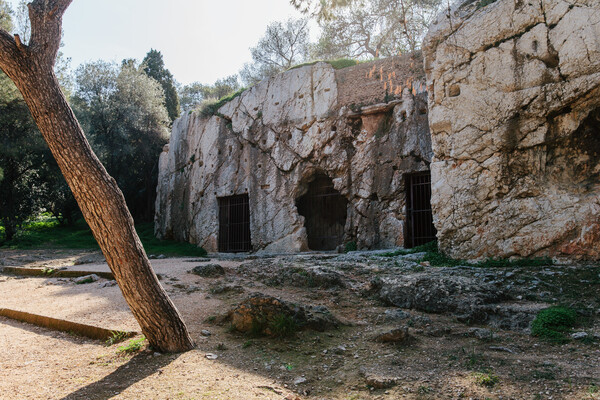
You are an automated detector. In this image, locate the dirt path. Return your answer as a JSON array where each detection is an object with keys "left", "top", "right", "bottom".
[{"left": 0, "top": 248, "right": 598, "bottom": 399}]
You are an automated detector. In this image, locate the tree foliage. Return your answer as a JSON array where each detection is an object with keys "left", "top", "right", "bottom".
[
  {"left": 294, "top": 0, "right": 443, "bottom": 58},
  {"left": 72, "top": 60, "right": 169, "bottom": 221},
  {"left": 0, "top": 0, "right": 12, "bottom": 32},
  {"left": 0, "top": 0, "right": 75, "bottom": 240},
  {"left": 240, "top": 18, "right": 310, "bottom": 86},
  {"left": 142, "top": 49, "right": 180, "bottom": 123}
]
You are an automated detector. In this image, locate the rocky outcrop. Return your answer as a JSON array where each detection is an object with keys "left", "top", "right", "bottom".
[
  {"left": 424, "top": 0, "right": 600, "bottom": 260},
  {"left": 155, "top": 57, "right": 431, "bottom": 252}
]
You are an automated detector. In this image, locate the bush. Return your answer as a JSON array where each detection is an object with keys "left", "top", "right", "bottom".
[
  {"left": 344, "top": 241, "right": 357, "bottom": 253},
  {"left": 268, "top": 313, "right": 298, "bottom": 337},
  {"left": 531, "top": 306, "right": 577, "bottom": 343}
]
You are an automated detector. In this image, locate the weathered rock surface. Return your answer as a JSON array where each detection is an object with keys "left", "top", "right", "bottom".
[
  {"left": 229, "top": 293, "right": 340, "bottom": 335},
  {"left": 189, "top": 264, "right": 225, "bottom": 277},
  {"left": 424, "top": 0, "right": 600, "bottom": 260},
  {"left": 370, "top": 273, "right": 507, "bottom": 318},
  {"left": 155, "top": 56, "right": 431, "bottom": 252}
]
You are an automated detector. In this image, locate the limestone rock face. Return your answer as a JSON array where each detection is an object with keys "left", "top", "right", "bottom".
[
  {"left": 424, "top": 0, "right": 600, "bottom": 260},
  {"left": 156, "top": 58, "right": 431, "bottom": 252}
]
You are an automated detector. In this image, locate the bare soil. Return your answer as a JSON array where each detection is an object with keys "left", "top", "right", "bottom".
[{"left": 0, "top": 248, "right": 598, "bottom": 400}]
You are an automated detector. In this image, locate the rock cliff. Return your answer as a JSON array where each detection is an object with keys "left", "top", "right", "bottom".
[
  {"left": 155, "top": 57, "right": 431, "bottom": 253},
  {"left": 424, "top": 0, "right": 600, "bottom": 259}
]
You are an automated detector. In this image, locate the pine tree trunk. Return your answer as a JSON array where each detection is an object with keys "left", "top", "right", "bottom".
[{"left": 0, "top": 0, "right": 194, "bottom": 353}]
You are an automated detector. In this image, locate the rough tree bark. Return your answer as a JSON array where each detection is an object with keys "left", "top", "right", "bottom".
[{"left": 0, "top": 0, "right": 194, "bottom": 352}]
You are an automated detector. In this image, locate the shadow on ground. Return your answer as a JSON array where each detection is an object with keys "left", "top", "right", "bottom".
[{"left": 61, "top": 353, "right": 180, "bottom": 400}]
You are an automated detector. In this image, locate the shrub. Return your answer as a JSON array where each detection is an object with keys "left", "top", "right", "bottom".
[
  {"left": 344, "top": 241, "right": 357, "bottom": 252},
  {"left": 531, "top": 306, "right": 577, "bottom": 343},
  {"left": 268, "top": 313, "right": 298, "bottom": 338}
]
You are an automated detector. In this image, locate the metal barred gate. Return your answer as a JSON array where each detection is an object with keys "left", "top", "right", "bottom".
[
  {"left": 405, "top": 171, "right": 437, "bottom": 248},
  {"left": 296, "top": 175, "right": 348, "bottom": 251},
  {"left": 218, "top": 194, "right": 252, "bottom": 252}
]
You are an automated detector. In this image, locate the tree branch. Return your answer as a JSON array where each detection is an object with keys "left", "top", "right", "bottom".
[
  {"left": 0, "top": 28, "right": 18, "bottom": 71},
  {"left": 28, "top": 0, "right": 73, "bottom": 67}
]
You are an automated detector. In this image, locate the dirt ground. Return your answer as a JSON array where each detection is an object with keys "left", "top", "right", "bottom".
[{"left": 0, "top": 248, "right": 598, "bottom": 400}]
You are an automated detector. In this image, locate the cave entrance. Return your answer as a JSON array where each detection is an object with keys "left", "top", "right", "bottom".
[
  {"left": 296, "top": 174, "right": 347, "bottom": 251},
  {"left": 218, "top": 194, "right": 251, "bottom": 252},
  {"left": 405, "top": 171, "right": 437, "bottom": 248}
]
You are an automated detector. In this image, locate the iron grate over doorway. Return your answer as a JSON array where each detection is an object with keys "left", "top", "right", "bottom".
[
  {"left": 405, "top": 171, "right": 437, "bottom": 248},
  {"left": 296, "top": 174, "right": 348, "bottom": 251},
  {"left": 218, "top": 194, "right": 251, "bottom": 252}
]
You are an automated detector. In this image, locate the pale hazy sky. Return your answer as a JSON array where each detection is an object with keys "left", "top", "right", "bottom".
[{"left": 7, "top": 0, "right": 306, "bottom": 85}]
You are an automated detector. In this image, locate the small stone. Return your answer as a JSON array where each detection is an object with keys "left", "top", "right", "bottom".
[
  {"left": 201, "top": 329, "right": 211, "bottom": 336},
  {"left": 469, "top": 328, "right": 493, "bottom": 340},
  {"left": 153, "top": 352, "right": 161, "bottom": 357},
  {"left": 293, "top": 377, "right": 308, "bottom": 385},
  {"left": 156, "top": 254, "right": 167, "bottom": 259},
  {"left": 332, "top": 345, "right": 347, "bottom": 354},
  {"left": 384, "top": 309, "right": 411, "bottom": 321},
  {"left": 205, "top": 353, "right": 218, "bottom": 360},
  {"left": 365, "top": 375, "right": 398, "bottom": 389},
  {"left": 100, "top": 280, "right": 117, "bottom": 288},
  {"left": 374, "top": 327, "right": 410, "bottom": 343},
  {"left": 489, "top": 346, "right": 516, "bottom": 354},
  {"left": 571, "top": 331, "right": 588, "bottom": 340},
  {"left": 74, "top": 274, "right": 99, "bottom": 284}
]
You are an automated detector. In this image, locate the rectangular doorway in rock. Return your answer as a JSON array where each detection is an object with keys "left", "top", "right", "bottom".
[
  {"left": 405, "top": 171, "right": 437, "bottom": 248},
  {"left": 296, "top": 174, "right": 348, "bottom": 251},
  {"left": 218, "top": 194, "right": 251, "bottom": 252}
]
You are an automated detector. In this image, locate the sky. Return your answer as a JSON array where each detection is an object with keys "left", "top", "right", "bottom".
[{"left": 7, "top": 0, "right": 307, "bottom": 85}]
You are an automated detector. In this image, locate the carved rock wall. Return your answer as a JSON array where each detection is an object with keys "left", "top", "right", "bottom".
[
  {"left": 424, "top": 0, "right": 600, "bottom": 259},
  {"left": 155, "top": 57, "right": 431, "bottom": 253}
]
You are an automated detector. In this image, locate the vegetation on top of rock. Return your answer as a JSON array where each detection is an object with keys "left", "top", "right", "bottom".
[
  {"left": 531, "top": 306, "right": 578, "bottom": 343},
  {"left": 288, "top": 58, "right": 360, "bottom": 71},
  {"left": 199, "top": 88, "right": 247, "bottom": 118}
]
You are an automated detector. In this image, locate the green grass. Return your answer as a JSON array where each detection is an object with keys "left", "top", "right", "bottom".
[
  {"left": 117, "top": 336, "right": 146, "bottom": 354},
  {"left": 474, "top": 372, "right": 500, "bottom": 387},
  {"left": 268, "top": 313, "right": 298, "bottom": 338},
  {"left": 288, "top": 58, "right": 360, "bottom": 71},
  {"left": 0, "top": 215, "right": 207, "bottom": 257},
  {"left": 199, "top": 88, "right": 246, "bottom": 117},
  {"left": 105, "top": 331, "right": 131, "bottom": 346},
  {"left": 376, "top": 240, "right": 553, "bottom": 268},
  {"left": 531, "top": 306, "right": 577, "bottom": 343}
]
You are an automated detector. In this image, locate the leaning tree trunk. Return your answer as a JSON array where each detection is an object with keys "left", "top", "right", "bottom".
[{"left": 0, "top": 0, "right": 194, "bottom": 352}]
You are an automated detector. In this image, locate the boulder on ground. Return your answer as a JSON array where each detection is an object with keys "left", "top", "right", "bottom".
[
  {"left": 189, "top": 264, "right": 225, "bottom": 278},
  {"left": 229, "top": 293, "right": 340, "bottom": 336}
]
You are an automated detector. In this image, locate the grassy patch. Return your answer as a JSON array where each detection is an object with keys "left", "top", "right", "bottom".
[
  {"left": 269, "top": 313, "right": 298, "bottom": 338},
  {"left": 288, "top": 58, "right": 359, "bottom": 71},
  {"left": 474, "top": 372, "right": 500, "bottom": 387},
  {"left": 199, "top": 88, "right": 246, "bottom": 117},
  {"left": 531, "top": 306, "right": 577, "bottom": 343},
  {"left": 376, "top": 240, "right": 553, "bottom": 269},
  {"left": 106, "top": 331, "right": 131, "bottom": 346},
  {"left": 117, "top": 336, "right": 146, "bottom": 355},
  {"left": 0, "top": 216, "right": 206, "bottom": 257}
]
